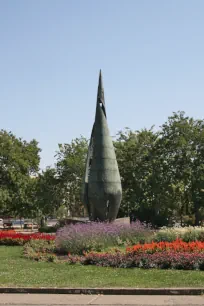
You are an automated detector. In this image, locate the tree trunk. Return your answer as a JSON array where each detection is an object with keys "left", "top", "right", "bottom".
[{"left": 195, "top": 202, "right": 200, "bottom": 226}]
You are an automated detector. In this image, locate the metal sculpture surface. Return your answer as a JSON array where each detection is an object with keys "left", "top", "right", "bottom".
[{"left": 82, "top": 71, "right": 122, "bottom": 221}]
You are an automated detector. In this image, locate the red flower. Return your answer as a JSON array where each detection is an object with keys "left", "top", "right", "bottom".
[
  {"left": 0, "top": 231, "right": 55, "bottom": 242},
  {"left": 126, "top": 239, "right": 204, "bottom": 254}
]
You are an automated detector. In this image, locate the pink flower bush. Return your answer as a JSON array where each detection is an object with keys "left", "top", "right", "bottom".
[{"left": 67, "top": 250, "right": 204, "bottom": 270}]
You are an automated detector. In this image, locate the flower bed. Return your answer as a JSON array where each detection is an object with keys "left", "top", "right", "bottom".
[
  {"left": 126, "top": 239, "right": 204, "bottom": 254},
  {"left": 18, "top": 225, "right": 204, "bottom": 270},
  {"left": 55, "top": 223, "right": 204, "bottom": 255},
  {"left": 56, "top": 221, "right": 150, "bottom": 255},
  {"left": 0, "top": 231, "right": 55, "bottom": 246},
  {"left": 65, "top": 240, "right": 204, "bottom": 270},
  {"left": 77, "top": 250, "right": 204, "bottom": 270},
  {"left": 23, "top": 239, "right": 57, "bottom": 262}
]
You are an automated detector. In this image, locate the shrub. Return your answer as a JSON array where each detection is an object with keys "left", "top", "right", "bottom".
[
  {"left": 75, "top": 251, "right": 204, "bottom": 270},
  {"left": 38, "top": 226, "right": 57, "bottom": 233},
  {"left": 23, "top": 239, "right": 56, "bottom": 262},
  {"left": 153, "top": 227, "right": 204, "bottom": 243},
  {"left": 182, "top": 229, "right": 204, "bottom": 242},
  {"left": 153, "top": 229, "right": 177, "bottom": 242},
  {"left": 56, "top": 221, "right": 151, "bottom": 255},
  {"left": 55, "top": 218, "right": 88, "bottom": 229},
  {"left": 24, "top": 239, "right": 56, "bottom": 253}
]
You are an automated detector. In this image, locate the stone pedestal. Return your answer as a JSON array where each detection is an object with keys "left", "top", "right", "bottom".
[{"left": 113, "top": 217, "right": 130, "bottom": 225}]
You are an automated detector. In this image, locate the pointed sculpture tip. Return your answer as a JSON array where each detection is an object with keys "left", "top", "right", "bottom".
[
  {"left": 96, "top": 69, "right": 106, "bottom": 112},
  {"left": 98, "top": 69, "right": 103, "bottom": 88}
]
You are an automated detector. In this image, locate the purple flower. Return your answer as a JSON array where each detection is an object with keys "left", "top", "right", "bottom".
[{"left": 55, "top": 221, "right": 150, "bottom": 255}]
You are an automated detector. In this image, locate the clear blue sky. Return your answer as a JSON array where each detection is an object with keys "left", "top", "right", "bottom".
[{"left": 1, "top": 0, "right": 204, "bottom": 169}]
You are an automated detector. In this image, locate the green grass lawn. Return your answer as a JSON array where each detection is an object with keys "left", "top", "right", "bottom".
[{"left": 0, "top": 246, "right": 204, "bottom": 288}]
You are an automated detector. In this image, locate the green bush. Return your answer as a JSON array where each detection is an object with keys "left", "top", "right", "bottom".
[
  {"left": 182, "top": 215, "right": 196, "bottom": 226},
  {"left": 153, "top": 227, "right": 204, "bottom": 243},
  {"left": 23, "top": 239, "right": 56, "bottom": 262},
  {"left": 38, "top": 226, "right": 57, "bottom": 233},
  {"left": 153, "top": 229, "right": 177, "bottom": 242},
  {"left": 24, "top": 239, "right": 56, "bottom": 253},
  {"left": 182, "top": 229, "right": 204, "bottom": 242}
]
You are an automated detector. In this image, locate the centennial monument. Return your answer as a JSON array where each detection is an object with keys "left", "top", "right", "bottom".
[{"left": 82, "top": 71, "right": 122, "bottom": 221}]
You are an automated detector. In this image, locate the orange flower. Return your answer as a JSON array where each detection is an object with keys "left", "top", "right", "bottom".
[{"left": 126, "top": 239, "right": 204, "bottom": 254}]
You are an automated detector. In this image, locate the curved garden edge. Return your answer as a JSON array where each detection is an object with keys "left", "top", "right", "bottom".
[
  {"left": 0, "top": 287, "right": 203, "bottom": 295},
  {"left": 1, "top": 246, "right": 204, "bottom": 289},
  {"left": 2, "top": 226, "right": 204, "bottom": 270},
  {"left": 23, "top": 239, "right": 204, "bottom": 270}
]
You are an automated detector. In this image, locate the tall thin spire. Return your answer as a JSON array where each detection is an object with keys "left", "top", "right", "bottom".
[
  {"left": 97, "top": 70, "right": 105, "bottom": 106},
  {"left": 96, "top": 70, "right": 106, "bottom": 118},
  {"left": 99, "top": 69, "right": 103, "bottom": 89}
]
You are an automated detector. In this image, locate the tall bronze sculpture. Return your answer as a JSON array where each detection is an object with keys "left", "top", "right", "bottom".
[{"left": 82, "top": 71, "right": 122, "bottom": 221}]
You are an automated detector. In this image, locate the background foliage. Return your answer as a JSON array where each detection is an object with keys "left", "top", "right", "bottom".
[{"left": 1, "top": 111, "right": 204, "bottom": 226}]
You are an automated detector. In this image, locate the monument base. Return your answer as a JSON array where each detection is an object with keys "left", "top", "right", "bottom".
[
  {"left": 113, "top": 217, "right": 130, "bottom": 225},
  {"left": 66, "top": 216, "right": 130, "bottom": 224}
]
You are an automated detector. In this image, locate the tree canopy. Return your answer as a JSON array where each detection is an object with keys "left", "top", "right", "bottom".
[
  {"left": 1, "top": 112, "right": 204, "bottom": 226},
  {"left": 0, "top": 130, "right": 41, "bottom": 217}
]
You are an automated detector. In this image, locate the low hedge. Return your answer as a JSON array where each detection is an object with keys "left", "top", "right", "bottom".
[
  {"left": 38, "top": 226, "right": 57, "bottom": 233},
  {"left": 153, "top": 228, "right": 204, "bottom": 243}
]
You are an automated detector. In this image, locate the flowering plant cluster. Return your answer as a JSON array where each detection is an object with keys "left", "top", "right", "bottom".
[
  {"left": 65, "top": 239, "right": 204, "bottom": 270},
  {"left": 78, "top": 250, "right": 204, "bottom": 270},
  {"left": 126, "top": 239, "right": 204, "bottom": 254},
  {"left": 23, "top": 239, "right": 57, "bottom": 262},
  {"left": 0, "top": 231, "right": 55, "bottom": 246},
  {"left": 56, "top": 221, "right": 150, "bottom": 255}
]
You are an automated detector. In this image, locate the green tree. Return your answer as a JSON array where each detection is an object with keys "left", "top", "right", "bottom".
[
  {"left": 35, "top": 167, "right": 62, "bottom": 219},
  {"left": 0, "top": 130, "right": 41, "bottom": 217},
  {"left": 157, "top": 112, "right": 204, "bottom": 225},
  {"left": 55, "top": 136, "right": 88, "bottom": 217},
  {"left": 114, "top": 112, "right": 204, "bottom": 226},
  {"left": 114, "top": 128, "right": 165, "bottom": 225}
]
